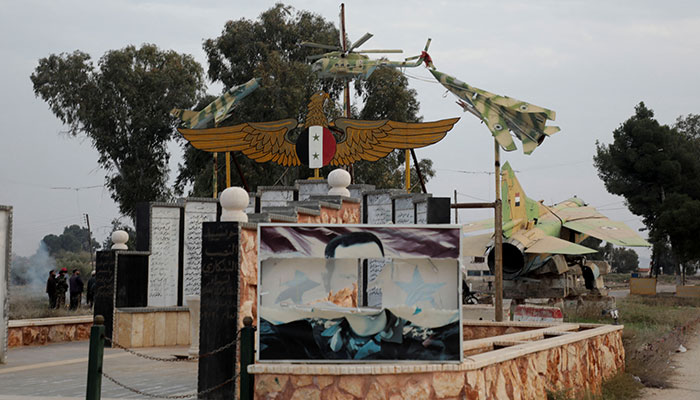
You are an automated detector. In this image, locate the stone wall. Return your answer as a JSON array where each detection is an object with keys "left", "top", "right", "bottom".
[
  {"left": 114, "top": 308, "right": 189, "bottom": 348},
  {"left": 251, "top": 325, "right": 624, "bottom": 400},
  {"left": 8, "top": 316, "right": 92, "bottom": 347}
]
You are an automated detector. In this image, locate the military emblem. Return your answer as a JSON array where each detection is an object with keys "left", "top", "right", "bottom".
[{"left": 178, "top": 92, "right": 460, "bottom": 168}]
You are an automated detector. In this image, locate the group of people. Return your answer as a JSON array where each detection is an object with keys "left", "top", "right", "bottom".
[{"left": 46, "top": 268, "right": 96, "bottom": 310}]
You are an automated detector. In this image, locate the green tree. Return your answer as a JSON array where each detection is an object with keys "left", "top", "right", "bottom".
[
  {"left": 42, "top": 224, "right": 100, "bottom": 256},
  {"left": 31, "top": 44, "right": 205, "bottom": 217},
  {"left": 175, "top": 3, "right": 435, "bottom": 196},
  {"left": 594, "top": 103, "right": 700, "bottom": 274},
  {"left": 610, "top": 247, "right": 639, "bottom": 273}
]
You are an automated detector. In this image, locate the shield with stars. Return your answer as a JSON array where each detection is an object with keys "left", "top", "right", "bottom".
[{"left": 295, "top": 125, "right": 336, "bottom": 168}]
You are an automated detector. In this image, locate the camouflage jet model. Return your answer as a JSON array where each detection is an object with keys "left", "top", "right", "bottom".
[
  {"left": 429, "top": 69, "right": 559, "bottom": 155},
  {"left": 178, "top": 92, "right": 459, "bottom": 168},
  {"left": 303, "top": 36, "right": 433, "bottom": 80},
  {"left": 170, "top": 78, "right": 260, "bottom": 129},
  {"left": 462, "top": 162, "right": 650, "bottom": 298}
]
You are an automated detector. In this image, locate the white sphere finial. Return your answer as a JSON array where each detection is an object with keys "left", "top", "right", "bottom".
[
  {"left": 111, "top": 230, "right": 129, "bottom": 250},
  {"left": 328, "top": 169, "right": 351, "bottom": 197},
  {"left": 220, "top": 186, "right": 249, "bottom": 222}
]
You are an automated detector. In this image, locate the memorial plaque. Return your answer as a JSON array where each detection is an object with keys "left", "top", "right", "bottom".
[
  {"left": 392, "top": 195, "right": 415, "bottom": 224},
  {"left": 198, "top": 222, "right": 239, "bottom": 399},
  {"left": 296, "top": 179, "right": 329, "bottom": 201},
  {"left": 94, "top": 250, "right": 116, "bottom": 345},
  {"left": 365, "top": 191, "right": 394, "bottom": 224},
  {"left": 427, "top": 198, "right": 452, "bottom": 224},
  {"left": 415, "top": 200, "right": 428, "bottom": 224},
  {"left": 258, "top": 186, "right": 297, "bottom": 211},
  {"left": 115, "top": 252, "right": 149, "bottom": 308},
  {"left": 0, "top": 206, "right": 11, "bottom": 364},
  {"left": 148, "top": 205, "right": 182, "bottom": 307},
  {"left": 182, "top": 200, "right": 217, "bottom": 304}
]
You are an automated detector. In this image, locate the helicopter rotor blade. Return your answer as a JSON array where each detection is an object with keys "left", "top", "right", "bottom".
[
  {"left": 306, "top": 54, "right": 328, "bottom": 61},
  {"left": 301, "top": 41, "right": 341, "bottom": 51},
  {"left": 348, "top": 32, "right": 373, "bottom": 52},
  {"left": 357, "top": 49, "right": 404, "bottom": 54},
  {"left": 404, "top": 55, "right": 421, "bottom": 61}
]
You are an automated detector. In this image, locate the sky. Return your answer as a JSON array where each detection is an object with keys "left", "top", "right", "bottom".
[{"left": 1, "top": 0, "right": 699, "bottom": 263}]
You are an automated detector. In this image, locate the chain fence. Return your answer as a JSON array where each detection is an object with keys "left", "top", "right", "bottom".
[{"left": 99, "top": 329, "right": 242, "bottom": 399}]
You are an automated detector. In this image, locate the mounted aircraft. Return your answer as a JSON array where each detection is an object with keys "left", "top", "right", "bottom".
[
  {"left": 462, "top": 162, "right": 650, "bottom": 298},
  {"left": 302, "top": 34, "right": 433, "bottom": 79},
  {"left": 170, "top": 77, "right": 260, "bottom": 129}
]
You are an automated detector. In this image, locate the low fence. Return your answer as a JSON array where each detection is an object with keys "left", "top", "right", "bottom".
[{"left": 8, "top": 316, "right": 92, "bottom": 347}]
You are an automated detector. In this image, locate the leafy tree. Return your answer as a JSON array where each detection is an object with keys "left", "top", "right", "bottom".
[
  {"left": 609, "top": 247, "right": 639, "bottom": 273},
  {"left": 31, "top": 45, "right": 205, "bottom": 217},
  {"left": 175, "top": 3, "right": 435, "bottom": 195},
  {"left": 594, "top": 103, "right": 700, "bottom": 275},
  {"left": 42, "top": 224, "right": 100, "bottom": 256}
]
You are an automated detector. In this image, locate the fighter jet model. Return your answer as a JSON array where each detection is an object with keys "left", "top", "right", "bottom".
[
  {"left": 429, "top": 69, "right": 559, "bottom": 155},
  {"left": 462, "top": 162, "right": 650, "bottom": 298},
  {"left": 303, "top": 36, "right": 433, "bottom": 80},
  {"left": 170, "top": 77, "right": 260, "bottom": 129}
]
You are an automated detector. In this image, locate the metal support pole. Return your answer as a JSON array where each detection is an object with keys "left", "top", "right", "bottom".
[
  {"left": 493, "top": 140, "right": 504, "bottom": 322},
  {"left": 86, "top": 315, "right": 105, "bottom": 400},
  {"left": 453, "top": 190, "right": 458, "bottom": 223},
  {"left": 410, "top": 149, "right": 427, "bottom": 194},
  {"left": 213, "top": 152, "right": 218, "bottom": 199},
  {"left": 405, "top": 149, "right": 411, "bottom": 193},
  {"left": 240, "top": 316, "right": 255, "bottom": 400},
  {"left": 225, "top": 152, "right": 231, "bottom": 189}
]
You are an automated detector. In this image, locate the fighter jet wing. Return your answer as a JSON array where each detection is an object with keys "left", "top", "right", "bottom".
[
  {"left": 563, "top": 217, "right": 651, "bottom": 247},
  {"left": 524, "top": 235, "right": 598, "bottom": 255},
  {"left": 462, "top": 233, "right": 492, "bottom": 257},
  {"left": 462, "top": 219, "right": 494, "bottom": 234}
]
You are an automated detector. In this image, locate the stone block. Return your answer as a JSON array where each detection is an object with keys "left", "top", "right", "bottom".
[
  {"left": 338, "top": 375, "right": 366, "bottom": 397},
  {"left": 176, "top": 311, "right": 189, "bottom": 345},
  {"left": 290, "top": 387, "right": 321, "bottom": 400},
  {"left": 432, "top": 372, "right": 465, "bottom": 398},
  {"left": 76, "top": 323, "right": 91, "bottom": 340},
  {"left": 630, "top": 277, "right": 656, "bottom": 295},
  {"left": 116, "top": 313, "right": 132, "bottom": 348},
  {"left": 316, "top": 376, "right": 334, "bottom": 389},
  {"left": 400, "top": 379, "right": 432, "bottom": 400},
  {"left": 142, "top": 312, "right": 155, "bottom": 347},
  {"left": 131, "top": 313, "right": 144, "bottom": 347},
  {"left": 154, "top": 312, "right": 166, "bottom": 346},
  {"left": 8, "top": 328, "right": 22, "bottom": 347},
  {"left": 255, "top": 374, "right": 288, "bottom": 396},
  {"left": 165, "top": 312, "right": 178, "bottom": 346},
  {"left": 291, "top": 375, "right": 313, "bottom": 388}
]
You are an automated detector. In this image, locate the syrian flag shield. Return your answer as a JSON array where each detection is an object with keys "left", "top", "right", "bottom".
[{"left": 296, "top": 126, "right": 337, "bottom": 168}]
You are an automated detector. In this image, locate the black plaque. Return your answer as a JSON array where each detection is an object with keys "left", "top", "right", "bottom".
[
  {"left": 94, "top": 250, "right": 116, "bottom": 345},
  {"left": 115, "top": 253, "right": 149, "bottom": 308},
  {"left": 427, "top": 197, "right": 451, "bottom": 224},
  {"left": 134, "top": 202, "right": 151, "bottom": 251},
  {"left": 197, "top": 222, "right": 239, "bottom": 399}
]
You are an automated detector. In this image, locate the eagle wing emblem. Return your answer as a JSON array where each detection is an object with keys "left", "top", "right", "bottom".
[
  {"left": 329, "top": 117, "right": 460, "bottom": 165},
  {"left": 178, "top": 119, "right": 301, "bottom": 166}
]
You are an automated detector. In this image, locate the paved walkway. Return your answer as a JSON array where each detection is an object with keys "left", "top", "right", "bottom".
[{"left": 0, "top": 341, "right": 197, "bottom": 399}]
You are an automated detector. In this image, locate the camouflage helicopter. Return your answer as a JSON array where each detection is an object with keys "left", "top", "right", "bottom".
[{"left": 302, "top": 33, "right": 433, "bottom": 79}]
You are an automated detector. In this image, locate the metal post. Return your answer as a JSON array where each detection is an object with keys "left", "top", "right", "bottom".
[
  {"left": 405, "top": 149, "right": 411, "bottom": 193},
  {"left": 493, "top": 140, "right": 504, "bottom": 322},
  {"left": 240, "top": 316, "right": 255, "bottom": 400},
  {"left": 225, "top": 152, "right": 231, "bottom": 189},
  {"left": 86, "top": 315, "right": 105, "bottom": 400},
  {"left": 453, "top": 190, "right": 458, "bottom": 223},
  {"left": 410, "top": 149, "right": 427, "bottom": 194},
  {"left": 213, "top": 152, "right": 218, "bottom": 199}
]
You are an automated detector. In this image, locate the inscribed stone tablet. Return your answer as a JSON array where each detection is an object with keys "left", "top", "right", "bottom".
[
  {"left": 148, "top": 206, "right": 181, "bottom": 307},
  {"left": 183, "top": 201, "right": 217, "bottom": 303}
]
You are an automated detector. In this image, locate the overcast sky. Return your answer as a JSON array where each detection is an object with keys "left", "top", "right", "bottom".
[{"left": 2, "top": 1, "right": 698, "bottom": 262}]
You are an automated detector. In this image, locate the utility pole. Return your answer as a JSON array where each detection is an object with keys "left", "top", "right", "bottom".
[{"left": 83, "top": 213, "right": 95, "bottom": 271}]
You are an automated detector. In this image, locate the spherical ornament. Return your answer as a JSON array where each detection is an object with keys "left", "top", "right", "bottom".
[
  {"left": 220, "top": 186, "right": 249, "bottom": 222},
  {"left": 328, "top": 168, "right": 351, "bottom": 197},
  {"left": 111, "top": 230, "right": 129, "bottom": 250}
]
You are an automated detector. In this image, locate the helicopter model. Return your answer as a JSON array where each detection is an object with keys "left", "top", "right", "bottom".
[{"left": 302, "top": 33, "right": 432, "bottom": 80}]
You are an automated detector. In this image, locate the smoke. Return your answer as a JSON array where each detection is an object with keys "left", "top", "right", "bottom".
[{"left": 10, "top": 242, "right": 56, "bottom": 291}]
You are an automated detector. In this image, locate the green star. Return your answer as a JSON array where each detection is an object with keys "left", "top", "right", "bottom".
[
  {"left": 313, "top": 152, "right": 319, "bottom": 159},
  {"left": 312, "top": 134, "right": 320, "bottom": 141}
]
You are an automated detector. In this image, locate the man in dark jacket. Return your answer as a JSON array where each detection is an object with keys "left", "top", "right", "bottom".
[
  {"left": 86, "top": 270, "right": 97, "bottom": 307},
  {"left": 69, "top": 269, "right": 84, "bottom": 310},
  {"left": 56, "top": 268, "right": 68, "bottom": 309},
  {"left": 46, "top": 270, "right": 56, "bottom": 308}
]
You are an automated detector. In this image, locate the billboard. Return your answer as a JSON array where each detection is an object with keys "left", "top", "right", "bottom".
[{"left": 257, "top": 224, "right": 462, "bottom": 362}]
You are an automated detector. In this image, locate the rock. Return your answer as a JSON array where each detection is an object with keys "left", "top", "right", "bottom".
[{"left": 432, "top": 372, "right": 465, "bottom": 398}]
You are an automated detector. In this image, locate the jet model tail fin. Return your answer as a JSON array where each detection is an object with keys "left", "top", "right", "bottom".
[
  {"left": 501, "top": 161, "right": 532, "bottom": 234},
  {"left": 170, "top": 109, "right": 199, "bottom": 128}
]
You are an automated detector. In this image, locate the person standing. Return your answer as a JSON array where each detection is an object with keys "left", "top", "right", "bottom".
[
  {"left": 86, "top": 270, "right": 97, "bottom": 308},
  {"left": 46, "top": 270, "right": 57, "bottom": 308},
  {"left": 69, "top": 269, "right": 84, "bottom": 310},
  {"left": 55, "top": 268, "right": 68, "bottom": 309}
]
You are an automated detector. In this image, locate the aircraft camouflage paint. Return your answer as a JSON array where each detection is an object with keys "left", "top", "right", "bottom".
[
  {"left": 170, "top": 78, "right": 260, "bottom": 129},
  {"left": 304, "top": 36, "right": 433, "bottom": 80},
  {"left": 462, "top": 162, "right": 650, "bottom": 280},
  {"left": 429, "top": 69, "right": 560, "bottom": 155}
]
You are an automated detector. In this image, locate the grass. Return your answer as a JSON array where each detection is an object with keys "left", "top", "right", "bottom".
[
  {"left": 564, "top": 294, "right": 700, "bottom": 398},
  {"left": 9, "top": 285, "right": 92, "bottom": 320}
]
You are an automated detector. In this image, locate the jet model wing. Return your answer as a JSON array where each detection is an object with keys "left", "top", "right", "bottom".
[
  {"left": 563, "top": 216, "right": 651, "bottom": 247},
  {"left": 461, "top": 218, "right": 495, "bottom": 234},
  {"left": 429, "top": 69, "right": 559, "bottom": 155},
  {"left": 524, "top": 235, "right": 597, "bottom": 255},
  {"left": 462, "top": 233, "right": 492, "bottom": 257}
]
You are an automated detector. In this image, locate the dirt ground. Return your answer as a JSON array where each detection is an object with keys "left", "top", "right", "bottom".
[{"left": 642, "top": 328, "right": 700, "bottom": 399}]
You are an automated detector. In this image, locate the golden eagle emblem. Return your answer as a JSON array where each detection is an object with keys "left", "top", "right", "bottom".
[{"left": 178, "top": 92, "right": 460, "bottom": 168}]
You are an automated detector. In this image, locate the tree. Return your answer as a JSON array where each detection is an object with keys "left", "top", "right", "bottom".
[
  {"left": 594, "top": 103, "right": 700, "bottom": 274},
  {"left": 42, "top": 224, "right": 100, "bottom": 256},
  {"left": 175, "top": 3, "right": 435, "bottom": 196},
  {"left": 610, "top": 247, "right": 639, "bottom": 273},
  {"left": 31, "top": 45, "right": 205, "bottom": 217}
]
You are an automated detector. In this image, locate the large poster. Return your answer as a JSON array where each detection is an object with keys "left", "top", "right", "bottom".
[{"left": 258, "top": 224, "right": 462, "bottom": 362}]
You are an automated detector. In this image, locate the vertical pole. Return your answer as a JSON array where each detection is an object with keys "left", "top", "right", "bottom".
[
  {"left": 240, "top": 316, "right": 255, "bottom": 400},
  {"left": 225, "top": 152, "right": 231, "bottom": 189},
  {"left": 410, "top": 149, "right": 427, "bottom": 194},
  {"left": 453, "top": 190, "right": 459, "bottom": 223},
  {"left": 84, "top": 213, "right": 94, "bottom": 270},
  {"left": 405, "top": 149, "right": 411, "bottom": 193},
  {"left": 314, "top": 168, "right": 320, "bottom": 179},
  {"left": 231, "top": 152, "right": 250, "bottom": 193},
  {"left": 86, "top": 315, "right": 105, "bottom": 400},
  {"left": 493, "top": 140, "right": 504, "bottom": 322},
  {"left": 213, "top": 152, "right": 218, "bottom": 199}
]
